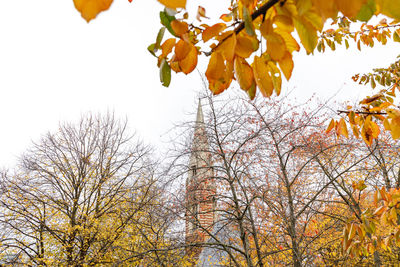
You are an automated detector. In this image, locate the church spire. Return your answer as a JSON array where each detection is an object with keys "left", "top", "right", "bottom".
[
  {"left": 196, "top": 99, "right": 204, "bottom": 124},
  {"left": 185, "top": 98, "right": 216, "bottom": 262},
  {"left": 193, "top": 99, "right": 207, "bottom": 151}
]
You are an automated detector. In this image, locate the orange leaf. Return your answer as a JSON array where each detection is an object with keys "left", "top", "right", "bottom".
[
  {"left": 73, "top": 0, "right": 114, "bottom": 22},
  {"left": 160, "top": 38, "right": 176, "bottom": 58},
  {"left": 206, "top": 52, "right": 225, "bottom": 81},
  {"left": 197, "top": 6, "right": 208, "bottom": 21},
  {"left": 202, "top": 23, "right": 227, "bottom": 42},
  {"left": 234, "top": 57, "right": 255, "bottom": 91},
  {"left": 171, "top": 20, "right": 188, "bottom": 37},
  {"left": 179, "top": 44, "right": 198, "bottom": 74},
  {"left": 335, "top": 0, "right": 366, "bottom": 18},
  {"left": 216, "top": 33, "right": 237, "bottom": 62},
  {"left": 326, "top": 119, "right": 335, "bottom": 133},
  {"left": 220, "top": 13, "right": 233, "bottom": 22},
  {"left": 157, "top": 0, "right": 186, "bottom": 9},
  {"left": 235, "top": 35, "right": 256, "bottom": 58},
  {"left": 175, "top": 40, "right": 191, "bottom": 61}
]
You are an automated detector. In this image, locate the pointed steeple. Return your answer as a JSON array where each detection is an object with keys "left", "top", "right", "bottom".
[
  {"left": 192, "top": 99, "right": 208, "bottom": 151},
  {"left": 196, "top": 99, "right": 204, "bottom": 124},
  {"left": 185, "top": 98, "right": 216, "bottom": 262}
]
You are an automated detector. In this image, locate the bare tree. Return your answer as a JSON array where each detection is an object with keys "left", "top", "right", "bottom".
[
  {"left": 167, "top": 93, "right": 373, "bottom": 266},
  {"left": 0, "top": 113, "right": 178, "bottom": 266}
]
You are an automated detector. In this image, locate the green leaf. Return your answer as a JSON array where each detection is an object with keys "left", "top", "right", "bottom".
[
  {"left": 371, "top": 76, "right": 376, "bottom": 88},
  {"left": 247, "top": 83, "right": 256, "bottom": 100},
  {"left": 243, "top": 7, "right": 255, "bottom": 36},
  {"left": 160, "top": 59, "right": 171, "bottom": 87},
  {"left": 356, "top": 0, "right": 376, "bottom": 21},
  {"left": 155, "top": 27, "right": 166, "bottom": 52},
  {"left": 147, "top": 43, "right": 156, "bottom": 57},
  {"left": 160, "top": 11, "right": 176, "bottom": 36}
]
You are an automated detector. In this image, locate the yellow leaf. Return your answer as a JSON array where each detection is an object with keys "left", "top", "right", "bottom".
[
  {"left": 294, "top": 17, "right": 317, "bottom": 54},
  {"left": 205, "top": 52, "right": 225, "bottom": 81},
  {"left": 175, "top": 40, "right": 191, "bottom": 61},
  {"left": 370, "top": 120, "right": 380, "bottom": 139},
  {"left": 352, "top": 125, "right": 360, "bottom": 138},
  {"left": 361, "top": 117, "right": 378, "bottom": 145},
  {"left": 253, "top": 56, "right": 274, "bottom": 97},
  {"left": 171, "top": 20, "right": 188, "bottom": 37},
  {"left": 278, "top": 52, "right": 294, "bottom": 80},
  {"left": 73, "top": 0, "right": 114, "bottom": 22},
  {"left": 202, "top": 23, "right": 227, "bottom": 42},
  {"left": 179, "top": 44, "right": 198, "bottom": 74},
  {"left": 234, "top": 57, "right": 255, "bottom": 91},
  {"left": 383, "top": 118, "right": 391, "bottom": 131},
  {"left": 216, "top": 33, "right": 237, "bottom": 62},
  {"left": 389, "top": 117, "right": 400, "bottom": 139},
  {"left": 378, "top": 0, "right": 400, "bottom": 21},
  {"left": 273, "top": 15, "right": 294, "bottom": 32},
  {"left": 157, "top": 0, "right": 186, "bottom": 9},
  {"left": 348, "top": 223, "right": 356, "bottom": 240},
  {"left": 260, "top": 19, "right": 273, "bottom": 38},
  {"left": 268, "top": 61, "right": 282, "bottom": 95},
  {"left": 266, "top": 32, "right": 287, "bottom": 61},
  {"left": 235, "top": 35, "right": 256, "bottom": 58},
  {"left": 275, "top": 29, "right": 300, "bottom": 53},
  {"left": 339, "top": 118, "right": 349, "bottom": 137},
  {"left": 311, "top": 0, "right": 337, "bottom": 20},
  {"left": 326, "top": 119, "right": 335, "bottom": 133},
  {"left": 208, "top": 60, "right": 234, "bottom": 95},
  {"left": 335, "top": 0, "right": 367, "bottom": 18},
  {"left": 303, "top": 11, "right": 323, "bottom": 32}
]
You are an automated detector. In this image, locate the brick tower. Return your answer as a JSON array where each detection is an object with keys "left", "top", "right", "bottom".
[{"left": 185, "top": 100, "right": 216, "bottom": 262}]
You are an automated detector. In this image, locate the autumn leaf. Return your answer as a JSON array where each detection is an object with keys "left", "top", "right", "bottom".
[
  {"left": 234, "top": 57, "right": 255, "bottom": 91},
  {"left": 73, "top": 0, "right": 114, "bottom": 22},
  {"left": 266, "top": 32, "right": 287, "bottom": 61},
  {"left": 157, "top": 0, "right": 186, "bottom": 10},
  {"left": 202, "top": 23, "right": 227, "bottom": 42},
  {"left": 175, "top": 40, "right": 191, "bottom": 61},
  {"left": 294, "top": 17, "right": 318, "bottom": 54},
  {"left": 235, "top": 35, "right": 256, "bottom": 58},
  {"left": 338, "top": 118, "right": 349, "bottom": 138},
  {"left": 171, "top": 20, "right": 188, "bottom": 37},
  {"left": 179, "top": 44, "right": 198, "bottom": 74},
  {"left": 253, "top": 56, "right": 274, "bottom": 97},
  {"left": 278, "top": 52, "right": 294, "bottom": 80},
  {"left": 216, "top": 32, "right": 237, "bottom": 62},
  {"left": 335, "top": 0, "right": 367, "bottom": 18},
  {"left": 160, "top": 38, "right": 176, "bottom": 59},
  {"left": 206, "top": 52, "right": 225, "bottom": 81},
  {"left": 326, "top": 119, "right": 335, "bottom": 133},
  {"left": 197, "top": 6, "right": 209, "bottom": 21}
]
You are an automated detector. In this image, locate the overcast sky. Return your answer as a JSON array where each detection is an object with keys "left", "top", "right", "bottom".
[{"left": 0, "top": 0, "right": 399, "bottom": 168}]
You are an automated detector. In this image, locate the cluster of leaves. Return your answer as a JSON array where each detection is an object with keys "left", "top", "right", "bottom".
[
  {"left": 318, "top": 17, "right": 400, "bottom": 52},
  {"left": 73, "top": 0, "right": 400, "bottom": 98},
  {"left": 327, "top": 57, "right": 400, "bottom": 145},
  {"left": 343, "top": 187, "right": 400, "bottom": 261}
]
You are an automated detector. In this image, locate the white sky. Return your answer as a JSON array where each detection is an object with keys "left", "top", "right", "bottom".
[{"left": 0, "top": 0, "right": 399, "bottom": 168}]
